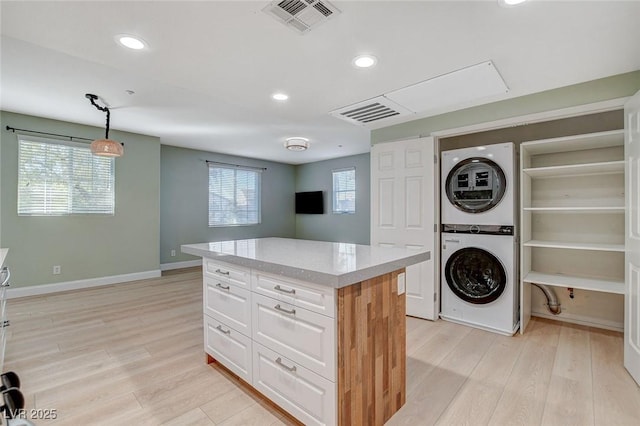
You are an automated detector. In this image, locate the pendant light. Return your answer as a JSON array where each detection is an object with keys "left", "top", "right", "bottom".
[{"left": 85, "top": 93, "right": 124, "bottom": 157}]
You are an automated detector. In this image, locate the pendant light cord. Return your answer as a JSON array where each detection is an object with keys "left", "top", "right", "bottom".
[{"left": 85, "top": 93, "right": 110, "bottom": 139}]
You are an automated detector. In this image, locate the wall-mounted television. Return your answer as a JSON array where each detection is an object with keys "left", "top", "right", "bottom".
[{"left": 295, "top": 191, "right": 324, "bottom": 214}]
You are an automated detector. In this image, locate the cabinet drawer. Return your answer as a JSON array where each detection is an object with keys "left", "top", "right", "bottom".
[
  {"left": 253, "top": 343, "right": 336, "bottom": 426},
  {"left": 204, "top": 316, "right": 252, "bottom": 383},
  {"left": 204, "top": 276, "right": 251, "bottom": 336},
  {"left": 203, "top": 259, "right": 250, "bottom": 289},
  {"left": 252, "top": 293, "right": 335, "bottom": 380},
  {"left": 252, "top": 271, "right": 335, "bottom": 318}
]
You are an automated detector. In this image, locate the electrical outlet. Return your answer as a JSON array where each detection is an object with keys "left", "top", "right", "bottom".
[
  {"left": 397, "top": 272, "right": 406, "bottom": 295},
  {"left": 171, "top": 249, "right": 176, "bottom": 257},
  {"left": 53, "top": 265, "right": 61, "bottom": 275}
]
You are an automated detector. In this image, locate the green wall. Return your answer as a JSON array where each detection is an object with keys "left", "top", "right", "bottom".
[
  {"left": 0, "top": 111, "right": 161, "bottom": 288},
  {"left": 160, "top": 145, "right": 296, "bottom": 264},
  {"left": 372, "top": 71, "right": 640, "bottom": 144},
  {"left": 295, "top": 153, "right": 370, "bottom": 245}
]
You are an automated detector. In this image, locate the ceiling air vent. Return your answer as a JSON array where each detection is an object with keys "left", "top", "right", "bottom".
[
  {"left": 330, "top": 61, "right": 509, "bottom": 127},
  {"left": 263, "top": 0, "right": 341, "bottom": 34},
  {"left": 330, "top": 96, "right": 414, "bottom": 126}
]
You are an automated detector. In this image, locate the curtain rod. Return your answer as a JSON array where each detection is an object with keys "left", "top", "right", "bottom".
[
  {"left": 5, "top": 125, "right": 94, "bottom": 142},
  {"left": 205, "top": 160, "right": 267, "bottom": 171}
]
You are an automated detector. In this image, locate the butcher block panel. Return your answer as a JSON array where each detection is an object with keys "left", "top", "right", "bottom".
[{"left": 337, "top": 269, "right": 406, "bottom": 425}]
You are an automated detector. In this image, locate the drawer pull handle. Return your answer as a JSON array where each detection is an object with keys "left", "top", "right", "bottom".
[
  {"left": 0, "top": 267, "right": 10, "bottom": 287},
  {"left": 275, "top": 357, "right": 297, "bottom": 373},
  {"left": 215, "top": 283, "right": 230, "bottom": 291},
  {"left": 215, "top": 269, "right": 230, "bottom": 276},
  {"left": 215, "top": 325, "right": 231, "bottom": 335},
  {"left": 274, "top": 285, "right": 295, "bottom": 295},
  {"left": 274, "top": 304, "right": 296, "bottom": 315}
]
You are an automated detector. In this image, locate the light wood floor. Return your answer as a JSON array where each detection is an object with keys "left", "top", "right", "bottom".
[{"left": 5, "top": 268, "right": 640, "bottom": 425}]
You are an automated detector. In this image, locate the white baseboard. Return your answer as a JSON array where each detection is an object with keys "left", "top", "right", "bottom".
[
  {"left": 160, "top": 260, "right": 202, "bottom": 271},
  {"left": 532, "top": 310, "right": 624, "bottom": 332},
  {"left": 6, "top": 270, "right": 162, "bottom": 299}
]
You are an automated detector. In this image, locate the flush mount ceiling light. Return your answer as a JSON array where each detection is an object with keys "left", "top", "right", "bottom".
[
  {"left": 353, "top": 55, "right": 377, "bottom": 68},
  {"left": 272, "top": 93, "right": 289, "bottom": 101},
  {"left": 85, "top": 93, "right": 124, "bottom": 157},
  {"left": 285, "top": 137, "right": 309, "bottom": 151},
  {"left": 116, "top": 35, "right": 147, "bottom": 50}
]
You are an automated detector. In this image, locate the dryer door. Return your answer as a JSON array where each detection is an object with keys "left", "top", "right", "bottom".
[
  {"left": 444, "top": 247, "right": 506, "bottom": 304},
  {"left": 445, "top": 158, "right": 506, "bottom": 214}
]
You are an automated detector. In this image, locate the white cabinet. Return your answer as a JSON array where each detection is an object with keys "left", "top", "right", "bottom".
[
  {"left": 520, "top": 130, "right": 625, "bottom": 332},
  {"left": 252, "top": 292, "right": 335, "bottom": 380},
  {"left": 201, "top": 260, "right": 337, "bottom": 425},
  {"left": 0, "top": 260, "right": 10, "bottom": 373},
  {"left": 204, "top": 276, "right": 251, "bottom": 336},
  {"left": 203, "top": 258, "right": 251, "bottom": 290},
  {"left": 252, "top": 271, "right": 335, "bottom": 318},
  {"left": 204, "top": 315, "right": 252, "bottom": 383},
  {"left": 253, "top": 343, "right": 336, "bottom": 426}
]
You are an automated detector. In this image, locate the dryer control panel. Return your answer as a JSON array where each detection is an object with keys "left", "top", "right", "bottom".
[{"left": 442, "top": 224, "right": 514, "bottom": 236}]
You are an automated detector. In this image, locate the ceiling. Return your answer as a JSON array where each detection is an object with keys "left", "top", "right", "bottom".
[{"left": 1, "top": 0, "right": 639, "bottom": 165}]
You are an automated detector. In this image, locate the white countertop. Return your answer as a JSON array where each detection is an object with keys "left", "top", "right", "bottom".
[
  {"left": 181, "top": 237, "right": 430, "bottom": 288},
  {"left": 0, "top": 248, "right": 7, "bottom": 267}
]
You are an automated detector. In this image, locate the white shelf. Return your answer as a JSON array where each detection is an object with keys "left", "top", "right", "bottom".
[
  {"left": 521, "top": 130, "right": 624, "bottom": 155},
  {"left": 523, "top": 239, "right": 625, "bottom": 252},
  {"left": 522, "top": 160, "right": 624, "bottom": 178},
  {"left": 523, "top": 271, "right": 624, "bottom": 294},
  {"left": 523, "top": 206, "right": 625, "bottom": 213},
  {"left": 520, "top": 128, "right": 626, "bottom": 334}
]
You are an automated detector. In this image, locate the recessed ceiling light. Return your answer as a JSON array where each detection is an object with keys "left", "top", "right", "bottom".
[
  {"left": 116, "top": 35, "right": 147, "bottom": 50},
  {"left": 499, "top": 0, "right": 527, "bottom": 6},
  {"left": 285, "top": 137, "right": 309, "bottom": 151},
  {"left": 353, "top": 55, "right": 377, "bottom": 68},
  {"left": 272, "top": 93, "right": 289, "bottom": 101}
]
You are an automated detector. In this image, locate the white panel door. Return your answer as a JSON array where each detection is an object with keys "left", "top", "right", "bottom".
[
  {"left": 625, "top": 90, "right": 640, "bottom": 386},
  {"left": 371, "top": 137, "right": 437, "bottom": 320}
]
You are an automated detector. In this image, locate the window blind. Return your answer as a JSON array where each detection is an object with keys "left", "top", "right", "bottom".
[
  {"left": 332, "top": 168, "right": 356, "bottom": 214},
  {"left": 208, "top": 165, "right": 261, "bottom": 226},
  {"left": 17, "top": 136, "right": 115, "bottom": 215}
]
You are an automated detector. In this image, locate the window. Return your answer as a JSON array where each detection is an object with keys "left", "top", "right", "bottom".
[
  {"left": 208, "top": 165, "right": 261, "bottom": 226},
  {"left": 18, "top": 136, "right": 115, "bottom": 215},
  {"left": 332, "top": 167, "right": 356, "bottom": 214}
]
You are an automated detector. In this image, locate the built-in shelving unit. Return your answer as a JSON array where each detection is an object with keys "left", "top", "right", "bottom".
[{"left": 520, "top": 129, "right": 625, "bottom": 332}]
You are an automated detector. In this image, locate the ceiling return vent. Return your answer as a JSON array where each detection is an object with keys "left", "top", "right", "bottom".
[
  {"left": 263, "top": 0, "right": 340, "bottom": 34},
  {"left": 330, "top": 96, "right": 414, "bottom": 126},
  {"left": 331, "top": 61, "right": 509, "bottom": 127}
]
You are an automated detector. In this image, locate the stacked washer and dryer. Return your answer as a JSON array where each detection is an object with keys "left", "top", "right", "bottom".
[{"left": 440, "top": 143, "right": 519, "bottom": 336}]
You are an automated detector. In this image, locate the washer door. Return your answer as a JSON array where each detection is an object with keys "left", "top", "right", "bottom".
[
  {"left": 445, "top": 157, "right": 506, "bottom": 213},
  {"left": 444, "top": 247, "right": 506, "bottom": 304}
]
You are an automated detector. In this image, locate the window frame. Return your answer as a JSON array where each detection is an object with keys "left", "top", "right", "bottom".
[
  {"left": 17, "top": 135, "right": 115, "bottom": 216},
  {"left": 332, "top": 167, "right": 356, "bottom": 214},
  {"left": 207, "top": 164, "right": 262, "bottom": 227}
]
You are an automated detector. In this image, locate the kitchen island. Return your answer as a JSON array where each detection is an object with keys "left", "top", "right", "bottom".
[{"left": 182, "top": 238, "right": 430, "bottom": 426}]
